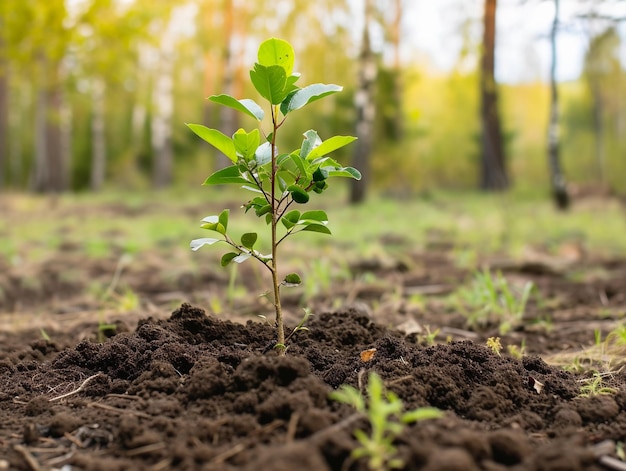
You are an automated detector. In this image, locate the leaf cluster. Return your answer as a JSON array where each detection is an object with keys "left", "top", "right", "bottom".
[
  {"left": 188, "top": 38, "right": 360, "bottom": 278},
  {"left": 330, "top": 373, "right": 442, "bottom": 470}
]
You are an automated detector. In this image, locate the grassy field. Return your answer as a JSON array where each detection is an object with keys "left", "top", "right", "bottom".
[{"left": 3, "top": 187, "right": 626, "bottom": 265}]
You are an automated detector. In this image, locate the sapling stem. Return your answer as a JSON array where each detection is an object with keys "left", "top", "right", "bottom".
[{"left": 270, "top": 104, "right": 286, "bottom": 354}]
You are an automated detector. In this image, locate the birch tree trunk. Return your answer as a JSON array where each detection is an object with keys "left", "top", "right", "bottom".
[
  {"left": 33, "top": 86, "right": 48, "bottom": 192},
  {"left": 590, "top": 78, "right": 605, "bottom": 184},
  {"left": 349, "top": 0, "right": 377, "bottom": 204},
  {"left": 0, "top": 57, "right": 7, "bottom": 190},
  {"left": 33, "top": 88, "right": 66, "bottom": 191},
  {"left": 390, "top": 0, "right": 403, "bottom": 141},
  {"left": 151, "top": 37, "right": 174, "bottom": 188},
  {"left": 9, "top": 86, "right": 25, "bottom": 186},
  {"left": 479, "top": 0, "right": 508, "bottom": 190},
  {"left": 217, "top": 0, "right": 238, "bottom": 168},
  {"left": 547, "top": 0, "right": 569, "bottom": 209},
  {"left": 91, "top": 78, "right": 106, "bottom": 191}
]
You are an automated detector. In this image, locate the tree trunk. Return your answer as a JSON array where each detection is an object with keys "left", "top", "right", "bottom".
[
  {"left": 9, "top": 86, "right": 24, "bottom": 186},
  {"left": 217, "top": 0, "right": 238, "bottom": 168},
  {"left": 590, "top": 78, "right": 605, "bottom": 184},
  {"left": 151, "top": 40, "right": 174, "bottom": 188},
  {"left": 32, "top": 60, "right": 67, "bottom": 193},
  {"left": 390, "top": 0, "right": 403, "bottom": 140},
  {"left": 0, "top": 55, "right": 7, "bottom": 190},
  {"left": 91, "top": 78, "right": 106, "bottom": 191},
  {"left": 479, "top": 0, "right": 508, "bottom": 190},
  {"left": 547, "top": 0, "right": 569, "bottom": 210},
  {"left": 349, "top": 0, "right": 377, "bottom": 204},
  {"left": 33, "top": 86, "right": 48, "bottom": 192}
]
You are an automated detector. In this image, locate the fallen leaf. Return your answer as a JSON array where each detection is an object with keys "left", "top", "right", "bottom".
[
  {"left": 529, "top": 376, "right": 544, "bottom": 394},
  {"left": 360, "top": 348, "right": 377, "bottom": 362}
]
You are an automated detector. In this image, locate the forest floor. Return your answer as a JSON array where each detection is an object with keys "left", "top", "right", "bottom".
[{"left": 1, "top": 191, "right": 626, "bottom": 470}]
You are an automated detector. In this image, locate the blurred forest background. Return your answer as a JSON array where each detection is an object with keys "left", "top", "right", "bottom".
[{"left": 0, "top": 0, "right": 625, "bottom": 201}]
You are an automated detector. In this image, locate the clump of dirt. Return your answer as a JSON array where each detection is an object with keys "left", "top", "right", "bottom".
[{"left": 1, "top": 303, "right": 625, "bottom": 470}]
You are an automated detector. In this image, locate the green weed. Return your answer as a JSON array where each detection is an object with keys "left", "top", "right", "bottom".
[
  {"left": 579, "top": 371, "right": 618, "bottom": 397},
  {"left": 455, "top": 268, "right": 534, "bottom": 334},
  {"left": 506, "top": 339, "right": 526, "bottom": 359},
  {"left": 330, "top": 372, "right": 442, "bottom": 470},
  {"left": 486, "top": 337, "right": 503, "bottom": 356}
]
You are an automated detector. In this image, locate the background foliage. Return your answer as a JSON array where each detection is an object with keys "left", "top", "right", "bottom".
[{"left": 0, "top": 0, "right": 624, "bottom": 194}]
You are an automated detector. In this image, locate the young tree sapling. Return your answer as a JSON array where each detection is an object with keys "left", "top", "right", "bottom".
[{"left": 188, "top": 38, "right": 360, "bottom": 354}]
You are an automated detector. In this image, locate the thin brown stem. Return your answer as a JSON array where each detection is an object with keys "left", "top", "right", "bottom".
[{"left": 270, "top": 105, "right": 285, "bottom": 354}]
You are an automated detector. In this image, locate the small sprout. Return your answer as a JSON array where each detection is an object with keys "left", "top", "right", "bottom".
[
  {"left": 330, "top": 372, "right": 443, "bottom": 471},
  {"left": 455, "top": 269, "right": 534, "bottom": 335},
  {"left": 579, "top": 371, "right": 618, "bottom": 397},
  {"left": 507, "top": 339, "right": 526, "bottom": 359},
  {"left": 486, "top": 337, "right": 502, "bottom": 356}
]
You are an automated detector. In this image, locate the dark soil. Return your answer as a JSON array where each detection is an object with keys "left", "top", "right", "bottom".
[
  {"left": 2, "top": 295, "right": 626, "bottom": 470},
  {"left": 2, "top": 198, "right": 626, "bottom": 470}
]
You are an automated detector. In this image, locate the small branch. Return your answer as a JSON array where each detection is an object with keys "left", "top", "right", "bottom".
[
  {"left": 248, "top": 171, "right": 272, "bottom": 206},
  {"left": 87, "top": 401, "right": 152, "bottom": 419},
  {"left": 49, "top": 373, "right": 102, "bottom": 402},
  {"left": 277, "top": 228, "right": 295, "bottom": 246},
  {"left": 286, "top": 412, "right": 300, "bottom": 443},
  {"left": 126, "top": 442, "right": 166, "bottom": 457},
  {"left": 13, "top": 445, "right": 43, "bottom": 471}
]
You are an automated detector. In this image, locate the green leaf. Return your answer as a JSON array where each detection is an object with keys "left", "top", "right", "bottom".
[
  {"left": 300, "top": 130, "right": 321, "bottom": 160},
  {"left": 300, "top": 210, "right": 328, "bottom": 223},
  {"left": 307, "top": 135, "right": 358, "bottom": 161},
  {"left": 301, "top": 224, "right": 331, "bottom": 235},
  {"left": 209, "top": 94, "right": 264, "bottom": 121},
  {"left": 280, "top": 84, "right": 342, "bottom": 115},
  {"left": 287, "top": 185, "right": 309, "bottom": 204},
  {"left": 201, "top": 221, "right": 226, "bottom": 235},
  {"left": 250, "top": 63, "right": 287, "bottom": 105},
  {"left": 277, "top": 172, "right": 291, "bottom": 192},
  {"left": 284, "top": 74, "right": 301, "bottom": 96},
  {"left": 190, "top": 238, "right": 221, "bottom": 251},
  {"left": 255, "top": 204, "right": 272, "bottom": 217},
  {"left": 203, "top": 166, "right": 249, "bottom": 185},
  {"left": 186, "top": 124, "right": 237, "bottom": 162},
  {"left": 233, "top": 253, "right": 252, "bottom": 263},
  {"left": 241, "top": 232, "right": 257, "bottom": 249},
  {"left": 221, "top": 252, "right": 239, "bottom": 266},
  {"left": 324, "top": 166, "right": 362, "bottom": 180},
  {"left": 313, "top": 181, "right": 328, "bottom": 194},
  {"left": 244, "top": 196, "right": 267, "bottom": 212},
  {"left": 218, "top": 209, "right": 229, "bottom": 232},
  {"left": 257, "top": 38, "right": 295, "bottom": 75},
  {"left": 281, "top": 210, "right": 301, "bottom": 229},
  {"left": 199, "top": 216, "right": 226, "bottom": 235},
  {"left": 289, "top": 152, "right": 308, "bottom": 177},
  {"left": 312, "top": 167, "right": 328, "bottom": 182},
  {"left": 401, "top": 407, "right": 444, "bottom": 423},
  {"left": 329, "top": 385, "right": 365, "bottom": 412},
  {"left": 283, "top": 273, "right": 302, "bottom": 286},
  {"left": 233, "top": 129, "right": 260, "bottom": 161},
  {"left": 255, "top": 142, "right": 272, "bottom": 166}
]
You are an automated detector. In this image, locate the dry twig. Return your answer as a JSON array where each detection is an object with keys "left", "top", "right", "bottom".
[
  {"left": 87, "top": 402, "right": 151, "bottom": 419},
  {"left": 13, "top": 445, "right": 42, "bottom": 471},
  {"left": 49, "top": 374, "right": 102, "bottom": 402}
]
